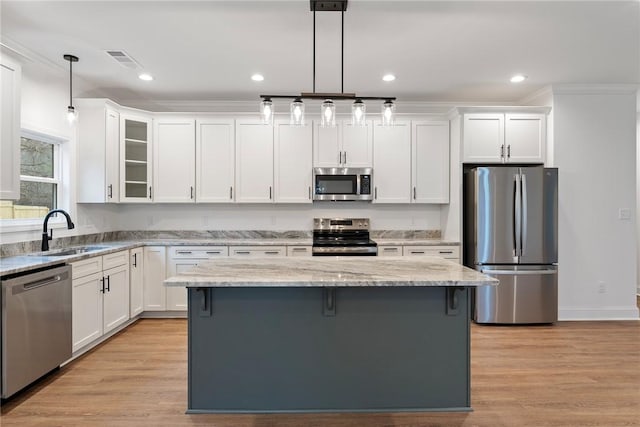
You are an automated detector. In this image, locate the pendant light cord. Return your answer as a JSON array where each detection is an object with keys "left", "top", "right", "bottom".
[
  {"left": 313, "top": 9, "right": 316, "bottom": 93},
  {"left": 341, "top": 8, "right": 344, "bottom": 94},
  {"left": 69, "top": 59, "right": 73, "bottom": 106}
]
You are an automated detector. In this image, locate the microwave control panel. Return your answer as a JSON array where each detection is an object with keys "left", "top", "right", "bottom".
[{"left": 360, "top": 175, "right": 371, "bottom": 195}]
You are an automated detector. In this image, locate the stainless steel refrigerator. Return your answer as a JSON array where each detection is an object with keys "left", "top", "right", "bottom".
[{"left": 464, "top": 166, "right": 558, "bottom": 324}]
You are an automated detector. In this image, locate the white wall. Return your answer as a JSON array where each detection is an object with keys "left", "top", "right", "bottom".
[
  {"left": 553, "top": 86, "right": 638, "bottom": 320},
  {"left": 637, "top": 111, "right": 640, "bottom": 295}
]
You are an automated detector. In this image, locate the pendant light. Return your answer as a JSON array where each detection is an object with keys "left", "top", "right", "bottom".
[
  {"left": 259, "top": 1, "right": 396, "bottom": 126},
  {"left": 290, "top": 98, "right": 305, "bottom": 126},
  {"left": 320, "top": 99, "right": 336, "bottom": 127},
  {"left": 382, "top": 100, "right": 396, "bottom": 127},
  {"left": 260, "top": 97, "right": 273, "bottom": 125},
  {"left": 63, "top": 54, "right": 79, "bottom": 123},
  {"left": 351, "top": 99, "right": 366, "bottom": 126}
]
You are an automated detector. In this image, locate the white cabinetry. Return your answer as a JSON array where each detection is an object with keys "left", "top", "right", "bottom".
[
  {"left": 121, "top": 114, "right": 153, "bottom": 202},
  {"left": 143, "top": 246, "right": 166, "bottom": 311},
  {"left": 313, "top": 120, "right": 372, "bottom": 167},
  {"left": 76, "top": 99, "right": 120, "bottom": 203},
  {"left": 235, "top": 119, "right": 274, "bottom": 203},
  {"left": 0, "top": 56, "right": 21, "bottom": 200},
  {"left": 130, "top": 247, "right": 144, "bottom": 317},
  {"left": 412, "top": 121, "right": 450, "bottom": 203},
  {"left": 166, "top": 246, "right": 228, "bottom": 311},
  {"left": 462, "top": 111, "right": 546, "bottom": 164},
  {"left": 229, "top": 246, "right": 286, "bottom": 256},
  {"left": 402, "top": 245, "right": 460, "bottom": 262},
  {"left": 71, "top": 251, "right": 130, "bottom": 352},
  {"left": 372, "top": 120, "right": 411, "bottom": 203},
  {"left": 153, "top": 118, "right": 195, "bottom": 202},
  {"left": 196, "top": 118, "right": 235, "bottom": 202},
  {"left": 274, "top": 120, "right": 313, "bottom": 203}
]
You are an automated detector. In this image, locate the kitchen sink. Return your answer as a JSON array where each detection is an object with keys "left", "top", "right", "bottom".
[{"left": 29, "top": 246, "right": 110, "bottom": 257}]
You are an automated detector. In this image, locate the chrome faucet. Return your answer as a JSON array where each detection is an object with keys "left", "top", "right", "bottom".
[{"left": 42, "top": 209, "right": 75, "bottom": 251}]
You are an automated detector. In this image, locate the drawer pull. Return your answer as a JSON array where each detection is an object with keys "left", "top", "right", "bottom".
[
  {"left": 177, "top": 251, "right": 193, "bottom": 255},
  {"left": 206, "top": 251, "right": 221, "bottom": 255},
  {"left": 411, "top": 251, "right": 425, "bottom": 254},
  {"left": 235, "top": 251, "right": 250, "bottom": 255},
  {"left": 383, "top": 247, "right": 398, "bottom": 251},
  {"left": 265, "top": 251, "right": 280, "bottom": 255},
  {"left": 439, "top": 251, "right": 453, "bottom": 254},
  {"left": 292, "top": 248, "right": 307, "bottom": 251}
]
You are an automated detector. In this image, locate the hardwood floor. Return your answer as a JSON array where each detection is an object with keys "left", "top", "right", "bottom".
[{"left": 2, "top": 316, "right": 639, "bottom": 427}]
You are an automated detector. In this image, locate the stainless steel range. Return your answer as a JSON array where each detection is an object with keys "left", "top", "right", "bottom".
[{"left": 312, "top": 218, "right": 378, "bottom": 256}]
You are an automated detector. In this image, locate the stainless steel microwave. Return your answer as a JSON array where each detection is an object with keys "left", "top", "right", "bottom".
[{"left": 313, "top": 167, "right": 373, "bottom": 201}]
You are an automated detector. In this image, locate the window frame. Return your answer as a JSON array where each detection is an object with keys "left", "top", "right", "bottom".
[{"left": 0, "top": 128, "right": 70, "bottom": 233}]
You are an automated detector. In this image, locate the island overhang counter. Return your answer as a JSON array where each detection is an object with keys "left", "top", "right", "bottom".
[{"left": 165, "top": 256, "right": 497, "bottom": 414}]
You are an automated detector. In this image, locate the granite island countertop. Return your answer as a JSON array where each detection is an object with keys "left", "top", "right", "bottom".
[{"left": 164, "top": 256, "right": 496, "bottom": 288}]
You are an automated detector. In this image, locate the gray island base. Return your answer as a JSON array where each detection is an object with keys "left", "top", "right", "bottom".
[{"left": 165, "top": 257, "right": 497, "bottom": 413}]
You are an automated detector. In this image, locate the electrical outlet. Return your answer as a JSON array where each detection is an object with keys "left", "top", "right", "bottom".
[
  {"left": 597, "top": 281, "right": 606, "bottom": 294},
  {"left": 618, "top": 208, "right": 631, "bottom": 220}
]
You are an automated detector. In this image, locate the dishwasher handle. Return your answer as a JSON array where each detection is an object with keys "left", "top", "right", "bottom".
[{"left": 4, "top": 265, "right": 71, "bottom": 296}]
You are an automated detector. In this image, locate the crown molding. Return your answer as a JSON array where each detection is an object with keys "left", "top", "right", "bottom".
[
  {"left": 552, "top": 84, "right": 639, "bottom": 95},
  {"left": 518, "top": 85, "right": 553, "bottom": 105},
  {"left": 1, "top": 35, "right": 66, "bottom": 73}
]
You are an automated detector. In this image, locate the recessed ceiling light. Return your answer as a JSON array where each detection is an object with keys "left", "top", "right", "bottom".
[
  {"left": 510, "top": 74, "right": 527, "bottom": 83},
  {"left": 251, "top": 74, "right": 265, "bottom": 82},
  {"left": 382, "top": 74, "right": 396, "bottom": 82},
  {"left": 138, "top": 73, "right": 154, "bottom": 81}
]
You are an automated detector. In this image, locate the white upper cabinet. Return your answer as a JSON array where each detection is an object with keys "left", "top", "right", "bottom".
[
  {"left": 196, "top": 118, "right": 235, "bottom": 202},
  {"left": 462, "top": 111, "right": 546, "bottom": 164},
  {"left": 313, "top": 120, "right": 372, "bottom": 167},
  {"left": 0, "top": 56, "right": 21, "bottom": 200},
  {"left": 120, "top": 113, "right": 153, "bottom": 202},
  {"left": 504, "top": 113, "right": 546, "bottom": 163},
  {"left": 462, "top": 113, "right": 504, "bottom": 163},
  {"left": 372, "top": 120, "right": 411, "bottom": 203},
  {"left": 76, "top": 99, "right": 120, "bottom": 203},
  {"left": 274, "top": 120, "right": 313, "bottom": 203},
  {"left": 412, "top": 120, "right": 450, "bottom": 203},
  {"left": 235, "top": 119, "right": 274, "bottom": 203},
  {"left": 153, "top": 118, "right": 195, "bottom": 203}
]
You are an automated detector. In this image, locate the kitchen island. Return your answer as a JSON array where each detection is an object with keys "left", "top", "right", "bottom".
[{"left": 165, "top": 256, "right": 497, "bottom": 413}]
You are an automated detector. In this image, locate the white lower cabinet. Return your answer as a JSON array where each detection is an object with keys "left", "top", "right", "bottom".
[
  {"left": 229, "top": 246, "right": 286, "bottom": 257},
  {"left": 377, "top": 245, "right": 403, "bottom": 256},
  {"left": 130, "top": 247, "right": 144, "bottom": 317},
  {"left": 402, "top": 245, "right": 460, "bottom": 262},
  {"left": 71, "top": 250, "right": 130, "bottom": 353},
  {"left": 166, "top": 246, "right": 228, "bottom": 311},
  {"left": 143, "top": 246, "right": 167, "bottom": 311},
  {"left": 286, "top": 246, "right": 312, "bottom": 257}
]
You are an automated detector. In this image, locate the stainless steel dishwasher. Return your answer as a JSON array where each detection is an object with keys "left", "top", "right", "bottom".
[{"left": 1, "top": 264, "right": 72, "bottom": 398}]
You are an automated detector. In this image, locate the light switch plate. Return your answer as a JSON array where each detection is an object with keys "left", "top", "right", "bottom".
[{"left": 618, "top": 208, "right": 631, "bottom": 220}]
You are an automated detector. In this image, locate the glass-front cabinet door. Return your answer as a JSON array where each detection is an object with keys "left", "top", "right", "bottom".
[{"left": 120, "top": 114, "right": 152, "bottom": 202}]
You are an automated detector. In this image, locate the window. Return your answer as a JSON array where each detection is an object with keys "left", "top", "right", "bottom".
[{"left": 0, "top": 132, "right": 63, "bottom": 221}]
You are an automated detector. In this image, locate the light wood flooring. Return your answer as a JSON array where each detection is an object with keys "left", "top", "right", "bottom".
[{"left": 2, "top": 311, "right": 639, "bottom": 427}]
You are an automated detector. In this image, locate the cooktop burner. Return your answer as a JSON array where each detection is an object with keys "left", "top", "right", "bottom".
[{"left": 312, "top": 218, "right": 377, "bottom": 256}]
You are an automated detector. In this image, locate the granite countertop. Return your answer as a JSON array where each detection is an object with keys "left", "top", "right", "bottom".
[
  {"left": 164, "top": 256, "right": 496, "bottom": 288},
  {"left": 373, "top": 239, "right": 459, "bottom": 246}
]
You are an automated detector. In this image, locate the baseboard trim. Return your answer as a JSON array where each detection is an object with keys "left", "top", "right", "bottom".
[{"left": 559, "top": 306, "right": 639, "bottom": 321}]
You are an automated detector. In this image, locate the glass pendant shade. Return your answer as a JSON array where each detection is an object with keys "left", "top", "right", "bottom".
[
  {"left": 320, "top": 99, "right": 336, "bottom": 127},
  {"left": 260, "top": 98, "right": 273, "bottom": 125},
  {"left": 381, "top": 100, "right": 396, "bottom": 126},
  {"left": 351, "top": 99, "right": 366, "bottom": 126},
  {"left": 67, "top": 106, "right": 77, "bottom": 123},
  {"left": 290, "top": 98, "right": 305, "bottom": 126}
]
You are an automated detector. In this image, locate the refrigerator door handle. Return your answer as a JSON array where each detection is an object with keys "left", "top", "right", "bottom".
[
  {"left": 480, "top": 269, "right": 557, "bottom": 275},
  {"left": 514, "top": 173, "right": 521, "bottom": 258},
  {"left": 521, "top": 172, "right": 527, "bottom": 257}
]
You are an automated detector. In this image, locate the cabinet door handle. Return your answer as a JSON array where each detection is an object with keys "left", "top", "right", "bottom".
[
  {"left": 149, "top": 186, "right": 153, "bottom": 199},
  {"left": 339, "top": 151, "right": 342, "bottom": 165},
  {"left": 500, "top": 145, "right": 504, "bottom": 158},
  {"left": 108, "top": 184, "right": 113, "bottom": 199},
  {"left": 343, "top": 151, "right": 347, "bottom": 164},
  {"left": 105, "top": 275, "right": 111, "bottom": 292},
  {"left": 100, "top": 277, "right": 105, "bottom": 293},
  {"left": 374, "top": 187, "right": 378, "bottom": 200},
  {"left": 269, "top": 186, "right": 272, "bottom": 199},
  {"left": 230, "top": 186, "right": 233, "bottom": 200},
  {"left": 235, "top": 251, "right": 250, "bottom": 255},
  {"left": 265, "top": 251, "right": 280, "bottom": 255},
  {"left": 507, "top": 144, "right": 511, "bottom": 159},
  {"left": 190, "top": 186, "right": 194, "bottom": 199},
  {"left": 308, "top": 186, "right": 311, "bottom": 200},
  {"left": 413, "top": 186, "right": 416, "bottom": 200},
  {"left": 133, "top": 252, "right": 137, "bottom": 267}
]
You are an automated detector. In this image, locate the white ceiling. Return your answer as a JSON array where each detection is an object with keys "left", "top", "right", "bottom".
[{"left": 1, "top": 0, "right": 639, "bottom": 107}]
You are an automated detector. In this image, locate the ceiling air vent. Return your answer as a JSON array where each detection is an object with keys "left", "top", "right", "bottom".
[{"left": 105, "top": 50, "right": 141, "bottom": 69}]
